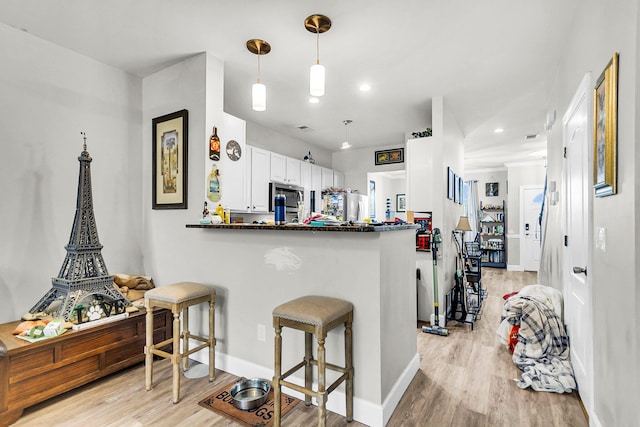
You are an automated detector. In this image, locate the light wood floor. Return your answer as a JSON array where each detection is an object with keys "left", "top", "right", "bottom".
[{"left": 14, "top": 269, "right": 587, "bottom": 427}]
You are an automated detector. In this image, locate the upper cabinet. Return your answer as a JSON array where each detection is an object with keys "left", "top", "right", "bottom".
[
  {"left": 270, "top": 153, "right": 301, "bottom": 186},
  {"left": 270, "top": 152, "right": 286, "bottom": 183},
  {"left": 286, "top": 157, "right": 301, "bottom": 186},
  {"left": 321, "top": 167, "right": 334, "bottom": 189},
  {"left": 333, "top": 171, "right": 344, "bottom": 189}
]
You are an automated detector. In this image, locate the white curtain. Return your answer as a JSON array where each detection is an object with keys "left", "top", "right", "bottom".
[{"left": 464, "top": 180, "right": 480, "bottom": 242}]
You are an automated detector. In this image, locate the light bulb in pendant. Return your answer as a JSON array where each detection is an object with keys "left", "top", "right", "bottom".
[
  {"left": 305, "top": 14, "right": 331, "bottom": 97},
  {"left": 246, "top": 39, "right": 271, "bottom": 112}
]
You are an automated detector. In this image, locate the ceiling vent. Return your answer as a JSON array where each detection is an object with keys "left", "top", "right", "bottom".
[
  {"left": 524, "top": 134, "right": 538, "bottom": 141},
  {"left": 296, "top": 125, "right": 313, "bottom": 132}
]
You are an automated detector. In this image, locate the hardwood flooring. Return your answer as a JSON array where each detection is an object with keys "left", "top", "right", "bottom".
[{"left": 14, "top": 269, "right": 587, "bottom": 426}]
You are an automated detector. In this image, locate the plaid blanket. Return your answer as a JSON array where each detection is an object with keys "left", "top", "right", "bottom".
[{"left": 499, "top": 295, "right": 576, "bottom": 393}]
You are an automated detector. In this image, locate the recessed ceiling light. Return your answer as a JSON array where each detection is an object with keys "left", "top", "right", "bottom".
[
  {"left": 494, "top": 128, "right": 504, "bottom": 133},
  {"left": 309, "top": 97, "right": 319, "bottom": 104},
  {"left": 359, "top": 83, "right": 371, "bottom": 92}
]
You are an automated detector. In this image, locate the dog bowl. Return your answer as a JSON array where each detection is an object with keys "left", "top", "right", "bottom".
[{"left": 229, "top": 378, "right": 271, "bottom": 410}]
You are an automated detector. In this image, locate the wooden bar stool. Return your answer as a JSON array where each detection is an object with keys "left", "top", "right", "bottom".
[
  {"left": 144, "top": 282, "right": 216, "bottom": 403},
  {"left": 272, "top": 295, "right": 354, "bottom": 427}
]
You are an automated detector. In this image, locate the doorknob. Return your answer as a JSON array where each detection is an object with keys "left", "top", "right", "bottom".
[{"left": 573, "top": 266, "right": 587, "bottom": 276}]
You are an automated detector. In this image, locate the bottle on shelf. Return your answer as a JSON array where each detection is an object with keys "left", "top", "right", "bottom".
[{"left": 209, "top": 126, "right": 220, "bottom": 161}]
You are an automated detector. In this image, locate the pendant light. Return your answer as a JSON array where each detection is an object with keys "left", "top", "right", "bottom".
[
  {"left": 341, "top": 120, "right": 352, "bottom": 149},
  {"left": 304, "top": 14, "right": 331, "bottom": 97},
  {"left": 246, "top": 39, "right": 271, "bottom": 111}
]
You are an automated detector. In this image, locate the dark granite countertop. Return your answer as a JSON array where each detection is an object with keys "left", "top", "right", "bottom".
[{"left": 186, "top": 223, "right": 419, "bottom": 232}]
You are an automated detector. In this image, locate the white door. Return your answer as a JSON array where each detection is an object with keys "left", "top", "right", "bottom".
[
  {"left": 520, "top": 186, "right": 544, "bottom": 271},
  {"left": 563, "top": 73, "right": 593, "bottom": 417}
]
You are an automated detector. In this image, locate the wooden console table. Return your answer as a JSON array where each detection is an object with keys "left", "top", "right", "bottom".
[{"left": 0, "top": 308, "right": 172, "bottom": 426}]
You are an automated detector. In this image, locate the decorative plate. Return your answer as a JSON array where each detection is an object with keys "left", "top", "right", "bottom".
[{"left": 226, "top": 140, "right": 242, "bottom": 161}]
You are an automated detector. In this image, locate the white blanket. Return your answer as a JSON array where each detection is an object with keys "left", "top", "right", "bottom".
[{"left": 498, "top": 293, "right": 576, "bottom": 393}]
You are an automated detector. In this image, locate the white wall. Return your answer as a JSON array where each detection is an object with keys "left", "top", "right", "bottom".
[
  {"left": 407, "top": 97, "right": 465, "bottom": 324},
  {"left": 539, "top": 1, "right": 639, "bottom": 425},
  {"left": 333, "top": 144, "right": 406, "bottom": 195},
  {"left": 0, "top": 23, "right": 143, "bottom": 324},
  {"left": 465, "top": 169, "right": 508, "bottom": 209},
  {"left": 246, "top": 120, "right": 333, "bottom": 168}
]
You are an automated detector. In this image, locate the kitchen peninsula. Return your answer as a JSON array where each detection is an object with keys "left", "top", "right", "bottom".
[{"left": 186, "top": 223, "right": 418, "bottom": 427}]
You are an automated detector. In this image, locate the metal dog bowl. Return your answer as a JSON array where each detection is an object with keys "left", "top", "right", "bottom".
[{"left": 229, "top": 378, "right": 271, "bottom": 410}]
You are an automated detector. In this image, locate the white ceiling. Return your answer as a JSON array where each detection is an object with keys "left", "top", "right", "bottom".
[{"left": 0, "top": 0, "right": 579, "bottom": 170}]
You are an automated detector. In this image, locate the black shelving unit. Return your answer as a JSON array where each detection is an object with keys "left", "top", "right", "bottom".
[
  {"left": 446, "top": 241, "right": 486, "bottom": 330},
  {"left": 479, "top": 200, "right": 507, "bottom": 268}
]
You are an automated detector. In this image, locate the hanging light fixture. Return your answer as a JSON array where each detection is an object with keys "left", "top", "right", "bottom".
[
  {"left": 304, "top": 14, "right": 331, "bottom": 97},
  {"left": 341, "top": 120, "right": 352, "bottom": 149},
  {"left": 246, "top": 39, "right": 271, "bottom": 111}
]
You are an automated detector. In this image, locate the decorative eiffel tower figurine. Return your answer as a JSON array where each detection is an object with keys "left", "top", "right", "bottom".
[{"left": 30, "top": 132, "right": 130, "bottom": 321}]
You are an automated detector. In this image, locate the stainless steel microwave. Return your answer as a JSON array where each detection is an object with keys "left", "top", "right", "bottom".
[{"left": 269, "top": 182, "right": 303, "bottom": 213}]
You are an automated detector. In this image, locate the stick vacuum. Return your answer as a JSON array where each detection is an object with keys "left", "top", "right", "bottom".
[{"left": 422, "top": 228, "right": 449, "bottom": 336}]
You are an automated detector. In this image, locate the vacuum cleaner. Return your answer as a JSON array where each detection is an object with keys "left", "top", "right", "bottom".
[{"left": 422, "top": 228, "right": 449, "bottom": 337}]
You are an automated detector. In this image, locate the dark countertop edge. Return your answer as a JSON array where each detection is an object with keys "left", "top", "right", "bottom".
[{"left": 186, "top": 223, "right": 419, "bottom": 232}]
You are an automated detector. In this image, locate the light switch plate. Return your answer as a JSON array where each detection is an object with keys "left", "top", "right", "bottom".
[{"left": 596, "top": 227, "right": 606, "bottom": 252}]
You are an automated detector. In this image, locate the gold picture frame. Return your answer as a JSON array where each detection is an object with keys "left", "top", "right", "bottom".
[
  {"left": 593, "top": 53, "right": 618, "bottom": 197},
  {"left": 152, "top": 109, "right": 188, "bottom": 209}
]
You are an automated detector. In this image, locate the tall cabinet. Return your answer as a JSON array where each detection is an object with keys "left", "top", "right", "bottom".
[{"left": 479, "top": 201, "right": 506, "bottom": 268}]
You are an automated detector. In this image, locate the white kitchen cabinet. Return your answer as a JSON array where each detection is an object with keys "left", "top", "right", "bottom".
[
  {"left": 271, "top": 153, "right": 301, "bottom": 186},
  {"left": 218, "top": 113, "right": 247, "bottom": 211},
  {"left": 286, "top": 157, "right": 301, "bottom": 186},
  {"left": 249, "top": 146, "right": 270, "bottom": 212},
  {"left": 311, "top": 164, "right": 322, "bottom": 213},
  {"left": 270, "top": 152, "right": 286, "bottom": 183},
  {"left": 300, "top": 161, "right": 312, "bottom": 215},
  {"left": 321, "top": 167, "right": 334, "bottom": 190},
  {"left": 333, "top": 171, "right": 344, "bottom": 189}
]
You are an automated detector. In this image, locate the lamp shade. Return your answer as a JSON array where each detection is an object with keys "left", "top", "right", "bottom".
[
  {"left": 455, "top": 216, "right": 472, "bottom": 231},
  {"left": 310, "top": 63, "right": 325, "bottom": 96},
  {"left": 252, "top": 82, "right": 266, "bottom": 111}
]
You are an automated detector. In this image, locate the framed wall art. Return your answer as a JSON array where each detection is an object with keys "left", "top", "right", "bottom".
[
  {"left": 375, "top": 148, "right": 404, "bottom": 165},
  {"left": 447, "top": 167, "right": 455, "bottom": 200},
  {"left": 593, "top": 52, "right": 618, "bottom": 197},
  {"left": 152, "top": 109, "right": 189, "bottom": 209},
  {"left": 396, "top": 193, "right": 406, "bottom": 212},
  {"left": 486, "top": 182, "right": 499, "bottom": 197},
  {"left": 453, "top": 173, "right": 459, "bottom": 203}
]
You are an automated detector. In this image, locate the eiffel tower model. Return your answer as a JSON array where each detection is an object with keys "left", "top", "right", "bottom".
[{"left": 30, "top": 133, "right": 130, "bottom": 321}]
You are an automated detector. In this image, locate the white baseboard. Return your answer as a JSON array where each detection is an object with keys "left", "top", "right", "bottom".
[
  {"left": 507, "top": 264, "right": 524, "bottom": 271},
  {"left": 191, "top": 349, "right": 419, "bottom": 427},
  {"left": 590, "top": 410, "right": 603, "bottom": 427},
  {"left": 382, "top": 352, "right": 420, "bottom": 426}
]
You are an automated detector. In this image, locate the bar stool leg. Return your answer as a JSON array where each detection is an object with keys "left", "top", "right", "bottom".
[
  {"left": 145, "top": 306, "right": 154, "bottom": 391},
  {"left": 273, "top": 323, "right": 283, "bottom": 427},
  {"left": 304, "top": 331, "right": 313, "bottom": 406},
  {"left": 317, "top": 334, "right": 327, "bottom": 427},
  {"left": 208, "top": 297, "right": 215, "bottom": 381},
  {"left": 172, "top": 310, "right": 181, "bottom": 403},
  {"left": 182, "top": 306, "right": 189, "bottom": 372},
  {"left": 345, "top": 319, "right": 354, "bottom": 422}
]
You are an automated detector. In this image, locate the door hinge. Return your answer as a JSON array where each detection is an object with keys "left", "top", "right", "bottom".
[
  {"left": 563, "top": 147, "right": 567, "bottom": 158},
  {"left": 564, "top": 235, "right": 568, "bottom": 246}
]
